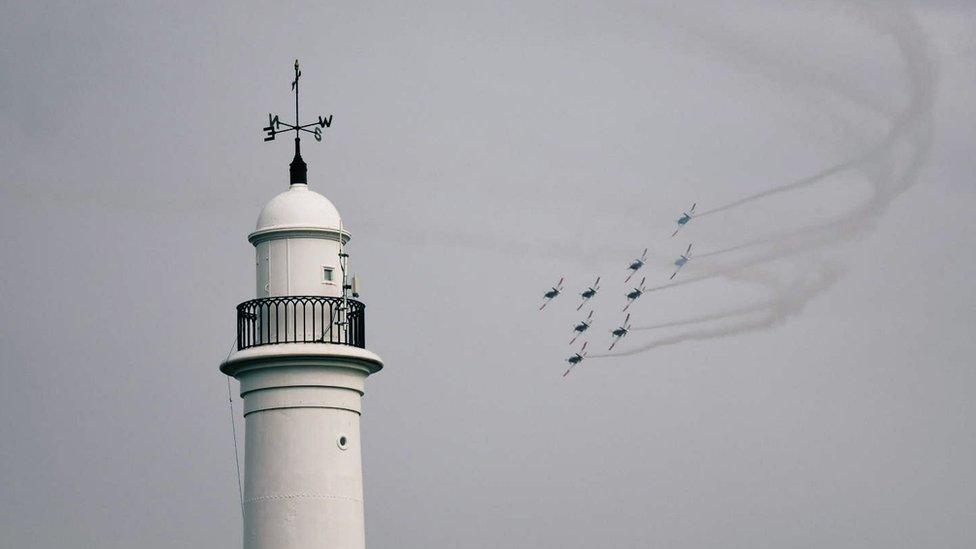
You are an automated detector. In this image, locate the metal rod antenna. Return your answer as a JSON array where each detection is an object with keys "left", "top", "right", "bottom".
[
  {"left": 339, "top": 219, "right": 349, "bottom": 339},
  {"left": 294, "top": 59, "right": 300, "bottom": 129}
]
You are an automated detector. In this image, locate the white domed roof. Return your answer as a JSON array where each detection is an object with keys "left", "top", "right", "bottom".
[{"left": 254, "top": 184, "right": 342, "bottom": 232}]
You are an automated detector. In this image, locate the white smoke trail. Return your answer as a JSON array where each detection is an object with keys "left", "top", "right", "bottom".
[{"left": 599, "top": 2, "right": 935, "bottom": 358}]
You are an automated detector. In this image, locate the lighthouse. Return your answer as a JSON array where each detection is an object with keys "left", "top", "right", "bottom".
[{"left": 221, "top": 61, "right": 383, "bottom": 549}]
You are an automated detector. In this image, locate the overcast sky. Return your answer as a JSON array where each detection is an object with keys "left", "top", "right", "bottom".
[{"left": 1, "top": 1, "right": 974, "bottom": 547}]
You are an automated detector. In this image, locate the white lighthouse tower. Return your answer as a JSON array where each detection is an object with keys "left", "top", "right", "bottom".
[{"left": 221, "top": 61, "right": 382, "bottom": 549}]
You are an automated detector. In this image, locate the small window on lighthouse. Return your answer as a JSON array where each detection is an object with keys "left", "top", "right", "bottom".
[{"left": 322, "top": 266, "right": 335, "bottom": 283}]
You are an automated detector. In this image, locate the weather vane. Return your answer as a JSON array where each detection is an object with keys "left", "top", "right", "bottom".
[{"left": 262, "top": 59, "right": 333, "bottom": 184}]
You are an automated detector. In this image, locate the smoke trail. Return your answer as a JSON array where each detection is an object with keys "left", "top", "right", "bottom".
[
  {"left": 632, "top": 300, "right": 773, "bottom": 331},
  {"left": 591, "top": 262, "right": 843, "bottom": 358},
  {"left": 375, "top": 223, "right": 673, "bottom": 269},
  {"left": 599, "top": 2, "right": 935, "bottom": 358},
  {"left": 630, "top": 263, "right": 819, "bottom": 338},
  {"left": 637, "top": 4, "right": 936, "bottom": 291},
  {"left": 687, "top": 3, "right": 930, "bottom": 221},
  {"left": 694, "top": 160, "right": 863, "bottom": 218}
]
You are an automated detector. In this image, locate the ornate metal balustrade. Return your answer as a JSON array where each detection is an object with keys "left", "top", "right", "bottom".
[{"left": 236, "top": 295, "right": 366, "bottom": 350}]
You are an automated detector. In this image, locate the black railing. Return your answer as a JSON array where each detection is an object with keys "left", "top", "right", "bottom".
[{"left": 236, "top": 296, "right": 366, "bottom": 350}]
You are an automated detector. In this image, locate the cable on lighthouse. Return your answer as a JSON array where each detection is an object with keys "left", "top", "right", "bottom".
[{"left": 222, "top": 336, "right": 245, "bottom": 519}]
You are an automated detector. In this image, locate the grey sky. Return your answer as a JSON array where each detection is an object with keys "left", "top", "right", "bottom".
[{"left": 1, "top": 1, "right": 974, "bottom": 547}]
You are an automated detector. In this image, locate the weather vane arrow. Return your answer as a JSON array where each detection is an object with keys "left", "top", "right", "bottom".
[{"left": 262, "top": 60, "right": 333, "bottom": 184}]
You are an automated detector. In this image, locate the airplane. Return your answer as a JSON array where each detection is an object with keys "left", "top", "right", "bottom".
[
  {"left": 539, "top": 277, "right": 564, "bottom": 310},
  {"left": 669, "top": 243, "right": 693, "bottom": 280},
  {"left": 577, "top": 277, "right": 601, "bottom": 310},
  {"left": 563, "top": 342, "right": 588, "bottom": 377},
  {"left": 625, "top": 249, "right": 648, "bottom": 283},
  {"left": 671, "top": 203, "right": 697, "bottom": 237},
  {"left": 570, "top": 310, "right": 594, "bottom": 345},
  {"left": 623, "top": 277, "right": 648, "bottom": 312},
  {"left": 608, "top": 313, "right": 632, "bottom": 351}
]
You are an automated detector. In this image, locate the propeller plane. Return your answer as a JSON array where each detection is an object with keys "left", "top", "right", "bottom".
[
  {"left": 570, "top": 310, "right": 594, "bottom": 344},
  {"left": 608, "top": 314, "right": 632, "bottom": 351},
  {"left": 669, "top": 244, "right": 693, "bottom": 280},
  {"left": 671, "top": 203, "right": 697, "bottom": 237},
  {"left": 625, "top": 249, "right": 648, "bottom": 283},
  {"left": 623, "top": 277, "right": 648, "bottom": 312},
  {"left": 563, "top": 342, "right": 589, "bottom": 377},
  {"left": 577, "top": 277, "right": 601, "bottom": 310},
  {"left": 539, "top": 277, "right": 565, "bottom": 310}
]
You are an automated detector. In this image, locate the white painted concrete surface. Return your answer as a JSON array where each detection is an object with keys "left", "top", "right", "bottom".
[
  {"left": 250, "top": 184, "right": 350, "bottom": 298},
  {"left": 222, "top": 183, "right": 382, "bottom": 549}
]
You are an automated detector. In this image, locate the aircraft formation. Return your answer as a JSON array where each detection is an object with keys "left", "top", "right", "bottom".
[{"left": 539, "top": 203, "right": 698, "bottom": 377}]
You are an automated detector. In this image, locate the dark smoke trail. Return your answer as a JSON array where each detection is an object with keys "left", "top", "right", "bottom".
[
  {"left": 597, "top": 2, "right": 935, "bottom": 358},
  {"left": 632, "top": 301, "right": 773, "bottom": 331},
  {"left": 590, "top": 262, "right": 843, "bottom": 358},
  {"left": 694, "top": 160, "right": 861, "bottom": 218}
]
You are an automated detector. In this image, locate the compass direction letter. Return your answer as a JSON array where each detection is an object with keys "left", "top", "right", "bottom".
[{"left": 263, "top": 114, "right": 281, "bottom": 141}]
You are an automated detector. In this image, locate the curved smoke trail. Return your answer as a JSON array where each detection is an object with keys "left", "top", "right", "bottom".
[
  {"left": 591, "top": 262, "right": 844, "bottom": 358},
  {"left": 597, "top": 3, "right": 935, "bottom": 358}
]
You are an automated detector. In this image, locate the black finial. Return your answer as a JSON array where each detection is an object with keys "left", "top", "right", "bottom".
[
  {"left": 261, "top": 59, "right": 334, "bottom": 186},
  {"left": 290, "top": 138, "right": 307, "bottom": 184}
]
